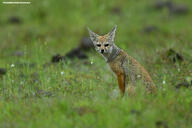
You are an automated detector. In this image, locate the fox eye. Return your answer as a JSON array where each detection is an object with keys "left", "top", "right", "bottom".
[
  {"left": 96, "top": 44, "right": 101, "bottom": 47},
  {"left": 104, "top": 44, "right": 109, "bottom": 47}
]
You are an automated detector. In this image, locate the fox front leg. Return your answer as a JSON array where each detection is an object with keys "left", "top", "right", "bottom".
[{"left": 117, "top": 73, "right": 125, "bottom": 96}]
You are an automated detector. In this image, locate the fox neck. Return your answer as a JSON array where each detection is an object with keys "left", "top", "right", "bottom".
[{"left": 101, "top": 44, "right": 120, "bottom": 62}]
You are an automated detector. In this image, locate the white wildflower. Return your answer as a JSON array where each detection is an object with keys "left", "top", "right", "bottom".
[
  {"left": 163, "top": 80, "right": 166, "bottom": 84},
  {"left": 90, "top": 58, "right": 94, "bottom": 65},
  {"left": 10, "top": 64, "right": 15, "bottom": 68},
  {"left": 60, "top": 71, "right": 64, "bottom": 75},
  {"left": 137, "top": 75, "right": 141, "bottom": 78}
]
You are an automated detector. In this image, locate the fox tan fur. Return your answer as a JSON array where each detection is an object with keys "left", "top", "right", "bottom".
[{"left": 88, "top": 26, "right": 156, "bottom": 96}]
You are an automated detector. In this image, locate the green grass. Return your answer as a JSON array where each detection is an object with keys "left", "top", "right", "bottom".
[{"left": 0, "top": 0, "right": 192, "bottom": 127}]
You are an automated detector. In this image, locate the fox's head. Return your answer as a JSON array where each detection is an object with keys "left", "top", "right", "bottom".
[{"left": 88, "top": 26, "right": 117, "bottom": 54}]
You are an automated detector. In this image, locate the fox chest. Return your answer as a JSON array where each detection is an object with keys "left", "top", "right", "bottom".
[{"left": 108, "top": 61, "right": 124, "bottom": 75}]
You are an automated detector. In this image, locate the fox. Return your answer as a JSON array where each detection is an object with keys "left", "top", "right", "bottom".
[{"left": 88, "top": 25, "right": 157, "bottom": 96}]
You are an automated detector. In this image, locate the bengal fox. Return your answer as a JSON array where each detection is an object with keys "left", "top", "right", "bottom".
[{"left": 88, "top": 25, "right": 157, "bottom": 96}]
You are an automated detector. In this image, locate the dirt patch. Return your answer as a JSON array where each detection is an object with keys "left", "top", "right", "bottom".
[
  {"left": 161, "top": 49, "right": 184, "bottom": 63},
  {"left": 74, "top": 106, "right": 97, "bottom": 116},
  {"left": 7, "top": 16, "right": 22, "bottom": 25},
  {"left": 0, "top": 68, "right": 7, "bottom": 75},
  {"left": 156, "top": 120, "right": 168, "bottom": 128}
]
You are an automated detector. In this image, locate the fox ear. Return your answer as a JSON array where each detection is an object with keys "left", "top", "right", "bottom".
[
  {"left": 87, "top": 27, "right": 98, "bottom": 43},
  {"left": 108, "top": 25, "right": 117, "bottom": 42}
]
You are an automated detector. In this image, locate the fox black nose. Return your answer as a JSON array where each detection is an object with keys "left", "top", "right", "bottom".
[{"left": 101, "top": 49, "right": 104, "bottom": 53}]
